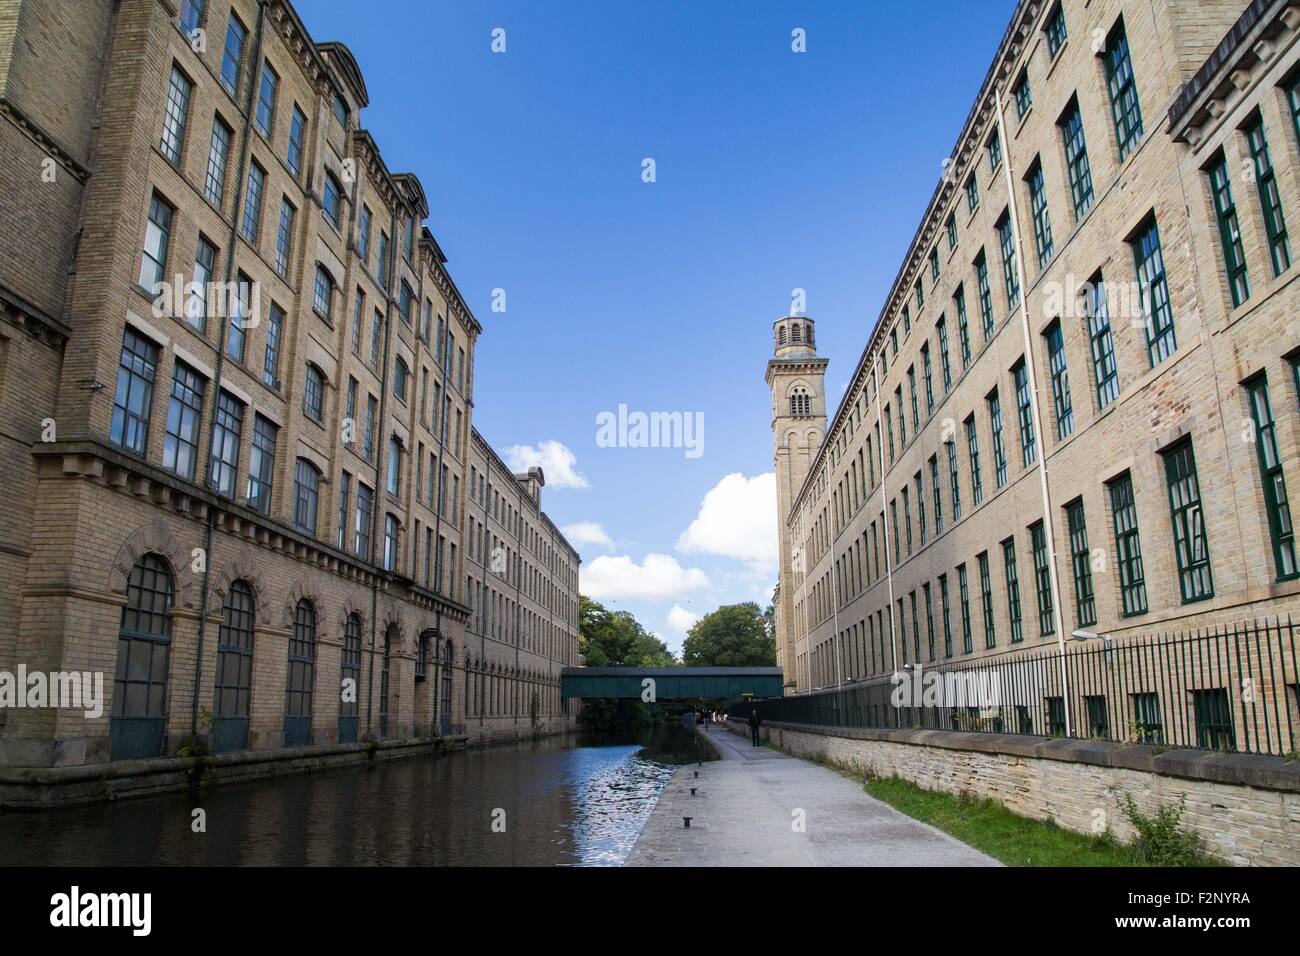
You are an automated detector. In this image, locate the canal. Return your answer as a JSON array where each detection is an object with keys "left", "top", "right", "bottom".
[{"left": 0, "top": 733, "right": 684, "bottom": 866}]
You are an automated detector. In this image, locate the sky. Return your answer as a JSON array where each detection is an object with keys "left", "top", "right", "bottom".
[{"left": 299, "top": 0, "right": 1016, "bottom": 654}]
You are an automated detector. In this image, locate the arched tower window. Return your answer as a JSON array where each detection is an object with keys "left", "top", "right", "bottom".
[
  {"left": 791, "top": 323, "right": 802, "bottom": 343},
  {"left": 789, "top": 386, "right": 811, "bottom": 417},
  {"left": 778, "top": 325, "right": 788, "bottom": 345}
]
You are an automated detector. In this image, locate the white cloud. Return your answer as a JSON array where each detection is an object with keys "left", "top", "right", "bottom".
[
  {"left": 676, "top": 472, "right": 777, "bottom": 568},
  {"left": 581, "top": 553, "right": 710, "bottom": 602},
  {"left": 561, "top": 521, "right": 613, "bottom": 551},
  {"left": 667, "top": 603, "right": 700, "bottom": 635},
  {"left": 502, "top": 440, "right": 588, "bottom": 489}
]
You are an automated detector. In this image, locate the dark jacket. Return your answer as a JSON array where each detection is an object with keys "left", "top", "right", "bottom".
[{"left": 747, "top": 711, "right": 761, "bottom": 729}]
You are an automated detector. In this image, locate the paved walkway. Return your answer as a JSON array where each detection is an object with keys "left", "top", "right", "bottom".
[{"left": 624, "top": 725, "right": 999, "bottom": 867}]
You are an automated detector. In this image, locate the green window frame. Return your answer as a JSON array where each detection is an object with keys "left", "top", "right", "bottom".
[
  {"left": 966, "top": 172, "right": 979, "bottom": 212},
  {"left": 909, "top": 368, "right": 920, "bottom": 432},
  {"left": 1132, "top": 217, "right": 1176, "bottom": 366},
  {"left": 965, "top": 415, "right": 983, "bottom": 505},
  {"left": 1104, "top": 21, "right": 1143, "bottom": 160},
  {"left": 1027, "top": 158, "right": 1054, "bottom": 266},
  {"left": 947, "top": 439, "right": 961, "bottom": 521},
  {"left": 997, "top": 210, "right": 1020, "bottom": 307},
  {"left": 1132, "top": 692, "right": 1162, "bottom": 744},
  {"left": 1086, "top": 272, "right": 1120, "bottom": 408},
  {"left": 946, "top": 214, "right": 958, "bottom": 251},
  {"left": 958, "top": 564, "right": 973, "bottom": 654},
  {"left": 891, "top": 499, "right": 900, "bottom": 563},
  {"left": 914, "top": 473, "right": 926, "bottom": 546},
  {"left": 1066, "top": 499, "right": 1097, "bottom": 626},
  {"left": 930, "top": 246, "right": 940, "bottom": 282},
  {"left": 1014, "top": 70, "right": 1032, "bottom": 119},
  {"left": 978, "top": 551, "right": 995, "bottom": 648},
  {"left": 1288, "top": 71, "right": 1300, "bottom": 146},
  {"left": 976, "top": 251, "right": 995, "bottom": 340},
  {"left": 910, "top": 591, "right": 921, "bottom": 661},
  {"left": 1045, "top": 4, "right": 1067, "bottom": 58},
  {"left": 954, "top": 286, "right": 972, "bottom": 368},
  {"left": 922, "top": 347, "right": 934, "bottom": 415},
  {"left": 1246, "top": 376, "right": 1298, "bottom": 580},
  {"left": 924, "top": 583, "right": 935, "bottom": 660},
  {"left": 1044, "top": 321, "right": 1074, "bottom": 439},
  {"left": 1193, "top": 688, "right": 1234, "bottom": 752},
  {"left": 1030, "top": 521, "right": 1054, "bottom": 636},
  {"left": 987, "top": 127, "right": 1003, "bottom": 171},
  {"left": 1208, "top": 150, "right": 1250, "bottom": 307},
  {"left": 940, "top": 575, "right": 953, "bottom": 658},
  {"left": 1060, "top": 97, "right": 1094, "bottom": 219},
  {"left": 989, "top": 391, "right": 1008, "bottom": 488},
  {"left": 897, "top": 385, "right": 907, "bottom": 446},
  {"left": 937, "top": 318, "right": 952, "bottom": 391},
  {"left": 1002, "top": 537, "right": 1024, "bottom": 643},
  {"left": 930, "top": 456, "right": 943, "bottom": 535},
  {"left": 1244, "top": 116, "right": 1290, "bottom": 276},
  {"left": 915, "top": 279, "right": 924, "bottom": 310},
  {"left": 1163, "top": 439, "right": 1213, "bottom": 603},
  {"left": 1013, "top": 359, "right": 1036, "bottom": 467},
  {"left": 1108, "top": 472, "right": 1148, "bottom": 616}
]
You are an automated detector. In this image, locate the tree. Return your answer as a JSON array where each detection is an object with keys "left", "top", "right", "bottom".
[
  {"left": 681, "top": 602, "right": 776, "bottom": 667},
  {"left": 576, "top": 596, "right": 674, "bottom": 732}
]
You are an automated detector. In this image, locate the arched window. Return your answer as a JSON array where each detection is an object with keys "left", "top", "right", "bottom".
[
  {"left": 284, "top": 599, "right": 316, "bottom": 746},
  {"left": 323, "top": 172, "right": 343, "bottom": 228},
  {"left": 386, "top": 438, "right": 401, "bottom": 495},
  {"left": 213, "top": 580, "right": 255, "bottom": 752},
  {"left": 110, "top": 554, "right": 174, "bottom": 761},
  {"left": 312, "top": 264, "right": 334, "bottom": 320},
  {"left": 416, "top": 630, "right": 430, "bottom": 681},
  {"left": 791, "top": 323, "right": 803, "bottom": 343},
  {"left": 293, "top": 458, "right": 320, "bottom": 534},
  {"left": 339, "top": 613, "right": 362, "bottom": 743},
  {"left": 379, "top": 624, "right": 395, "bottom": 737},
  {"left": 778, "top": 325, "right": 788, "bottom": 345},
  {"left": 383, "top": 513, "right": 399, "bottom": 571},
  {"left": 303, "top": 364, "right": 324, "bottom": 420},
  {"left": 440, "top": 640, "right": 454, "bottom": 733},
  {"left": 789, "top": 387, "right": 811, "bottom": 417}
]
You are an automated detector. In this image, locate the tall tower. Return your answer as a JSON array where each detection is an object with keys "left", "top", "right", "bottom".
[{"left": 765, "top": 315, "right": 828, "bottom": 692}]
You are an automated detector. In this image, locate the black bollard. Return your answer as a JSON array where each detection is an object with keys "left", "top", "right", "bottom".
[
  {"left": 690, "top": 787, "right": 697, "bottom": 796},
  {"left": 693, "top": 770, "right": 699, "bottom": 778},
  {"left": 683, "top": 817, "right": 692, "bottom": 828}
]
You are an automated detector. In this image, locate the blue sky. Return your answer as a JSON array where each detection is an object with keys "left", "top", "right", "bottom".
[{"left": 300, "top": 0, "right": 1015, "bottom": 653}]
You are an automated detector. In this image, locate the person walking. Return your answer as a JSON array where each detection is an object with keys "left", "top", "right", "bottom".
[{"left": 748, "top": 707, "right": 762, "bottom": 747}]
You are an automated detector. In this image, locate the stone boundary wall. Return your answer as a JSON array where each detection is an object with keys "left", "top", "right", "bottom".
[{"left": 726, "top": 719, "right": 1300, "bottom": 866}]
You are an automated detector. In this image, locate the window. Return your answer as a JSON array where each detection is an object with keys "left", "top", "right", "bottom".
[
  {"left": 189, "top": 235, "right": 216, "bottom": 331},
  {"left": 966, "top": 172, "right": 979, "bottom": 212},
  {"left": 213, "top": 581, "right": 255, "bottom": 749},
  {"left": 387, "top": 438, "right": 401, "bottom": 495},
  {"left": 1104, "top": 21, "right": 1143, "bottom": 160},
  {"left": 1109, "top": 472, "right": 1147, "bottom": 616},
  {"left": 246, "top": 414, "right": 277, "bottom": 514},
  {"left": 997, "top": 210, "right": 1020, "bottom": 307},
  {"left": 1064, "top": 499, "right": 1096, "bottom": 627},
  {"left": 965, "top": 415, "right": 982, "bottom": 505},
  {"left": 111, "top": 328, "right": 158, "bottom": 455},
  {"left": 323, "top": 172, "right": 343, "bottom": 230},
  {"left": 162, "top": 361, "right": 204, "bottom": 479},
  {"left": 1193, "top": 688, "right": 1234, "bottom": 752},
  {"left": 1046, "top": 697, "right": 1066, "bottom": 736},
  {"left": 110, "top": 555, "right": 173, "bottom": 760},
  {"left": 355, "top": 483, "right": 373, "bottom": 556},
  {"left": 954, "top": 287, "right": 971, "bottom": 368},
  {"left": 284, "top": 600, "right": 315, "bottom": 746},
  {"left": 958, "top": 564, "right": 973, "bottom": 654},
  {"left": 332, "top": 93, "right": 348, "bottom": 129},
  {"left": 1085, "top": 273, "right": 1119, "bottom": 409},
  {"left": 1013, "top": 70, "right": 1032, "bottom": 119},
  {"left": 978, "top": 551, "right": 995, "bottom": 648},
  {"left": 255, "top": 62, "right": 277, "bottom": 137},
  {"left": 312, "top": 265, "right": 334, "bottom": 321},
  {"left": 1244, "top": 117, "right": 1290, "bottom": 276},
  {"left": 294, "top": 459, "right": 320, "bottom": 534},
  {"left": 241, "top": 161, "right": 265, "bottom": 243},
  {"left": 987, "top": 127, "right": 1002, "bottom": 171},
  {"left": 394, "top": 357, "right": 409, "bottom": 403},
  {"left": 914, "top": 279, "right": 924, "bottom": 310},
  {"left": 1132, "top": 217, "right": 1175, "bottom": 366},
  {"left": 364, "top": 395, "right": 377, "bottom": 460},
  {"left": 937, "top": 318, "right": 951, "bottom": 392},
  {"left": 930, "top": 456, "right": 943, "bottom": 535},
  {"left": 384, "top": 514, "right": 399, "bottom": 572},
  {"left": 226, "top": 272, "right": 251, "bottom": 361},
  {"left": 340, "top": 613, "right": 362, "bottom": 738},
  {"left": 377, "top": 231, "right": 390, "bottom": 288},
  {"left": 1290, "top": 72, "right": 1300, "bottom": 145},
  {"left": 988, "top": 390, "right": 1008, "bottom": 487},
  {"left": 275, "top": 199, "right": 295, "bottom": 278},
  {"left": 1045, "top": 4, "right": 1067, "bottom": 57},
  {"left": 1044, "top": 322, "right": 1073, "bottom": 439},
  {"left": 946, "top": 440, "right": 961, "bottom": 521},
  {"left": 358, "top": 206, "right": 371, "bottom": 264},
  {"left": 204, "top": 117, "right": 232, "bottom": 207},
  {"left": 1026, "top": 158, "right": 1053, "bottom": 267},
  {"left": 1002, "top": 538, "right": 1023, "bottom": 643},
  {"left": 1246, "top": 376, "right": 1297, "bottom": 580},
  {"left": 929, "top": 246, "right": 940, "bottom": 282},
  {"left": 220, "top": 16, "right": 247, "bottom": 95},
  {"left": 178, "top": 0, "right": 205, "bottom": 35},
  {"left": 337, "top": 472, "right": 351, "bottom": 550},
  {"left": 208, "top": 391, "right": 244, "bottom": 497},
  {"left": 908, "top": 367, "right": 919, "bottom": 433},
  {"left": 1059, "top": 98, "right": 1094, "bottom": 219},
  {"left": 1132, "top": 692, "right": 1162, "bottom": 744},
  {"left": 139, "top": 192, "right": 173, "bottom": 292},
  {"left": 946, "top": 214, "right": 957, "bottom": 251},
  {"left": 160, "top": 64, "right": 192, "bottom": 164},
  {"left": 287, "top": 106, "right": 306, "bottom": 176},
  {"left": 975, "top": 250, "right": 994, "bottom": 339},
  {"left": 399, "top": 281, "right": 414, "bottom": 325},
  {"left": 924, "top": 583, "right": 936, "bottom": 660},
  {"left": 921, "top": 347, "right": 934, "bottom": 415},
  {"left": 1030, "top": 522, "right": 1054, "bottom": 636},
  {"left": 370, "top": 310, "right": 382, "bottom": 366},
  {"left": 1208, "top": 151, "right": 1250, "bottom": 307},
  {"left": 915, "top": 473, "right": 926, "bottom": 546},
  {"left": 303, "top": 364, "right": 324, "bottom": 421},
  {"left": 1163, "top": 440, "right": 1213, "bottom": 602},
  {"left": 352, "top": 291, "right": 363, "bottom": 354}
]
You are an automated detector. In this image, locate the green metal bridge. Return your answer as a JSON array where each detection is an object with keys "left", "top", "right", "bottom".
[{"left": 559, "top": 667, "right": 784, "bottom": 700}]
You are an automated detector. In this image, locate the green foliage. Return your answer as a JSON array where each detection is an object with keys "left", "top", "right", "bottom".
[
  {"left": 1118, "top": 794, "right": 1217, "bottom": 866},
  {"left": 681, "top": 602, "right": 776, "bottom": 667},
  {"left": 577, "top": 596, "right": 674, "bottom": 733}
]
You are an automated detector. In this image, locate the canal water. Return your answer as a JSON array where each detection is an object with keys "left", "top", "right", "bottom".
[{"left": 0, "top": 734, "right": 681, "bottom": 866}]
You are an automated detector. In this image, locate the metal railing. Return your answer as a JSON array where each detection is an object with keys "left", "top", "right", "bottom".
[{"left": 730, "top": 617, "right": 1300, "bottom": 757}]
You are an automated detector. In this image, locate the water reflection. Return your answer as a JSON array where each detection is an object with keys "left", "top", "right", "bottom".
[{"left": 0, "top": 734, "right": 676, "bottom": 867}]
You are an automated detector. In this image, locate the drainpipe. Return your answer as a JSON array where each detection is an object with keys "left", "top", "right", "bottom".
[
  {"left": 872, "top": 357, "right": 899, "bottom": 681},
  {"left": 190, "top": 0, "right": 267, "bottom": 738},
  {"left": 994, "top": 85, "right": 1072, "bottom": 736}
]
